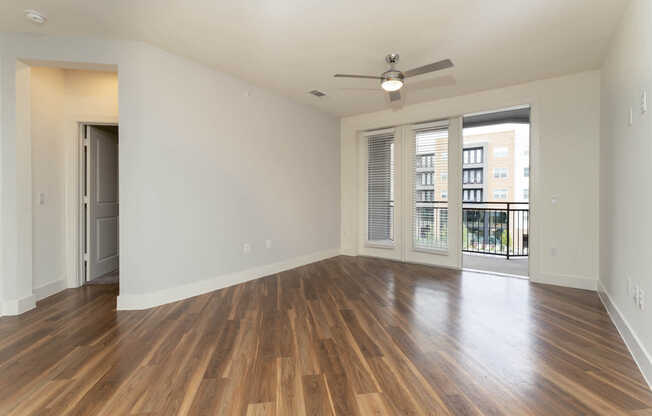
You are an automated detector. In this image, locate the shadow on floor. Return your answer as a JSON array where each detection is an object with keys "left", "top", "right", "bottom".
[
  {"left": 463, "top": 253, "right": 528, "bottom": 277},
  {"left": 86, "top": 271, "right": 119, "bottom": 285}
]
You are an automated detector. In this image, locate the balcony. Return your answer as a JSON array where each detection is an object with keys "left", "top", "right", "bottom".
[
  {"left": 462, "top": 201, "right": 528, "bottom": 277},
  {"left": 462, "top": 201, "right": 528, "bottom": 257},
  {"left": 411, "top": 200, "right": 529, "bottom": 276}
]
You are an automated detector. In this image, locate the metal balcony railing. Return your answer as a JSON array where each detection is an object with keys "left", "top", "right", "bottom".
[{"left": 463, "top": 201, "right": 528, "bottom": 258}]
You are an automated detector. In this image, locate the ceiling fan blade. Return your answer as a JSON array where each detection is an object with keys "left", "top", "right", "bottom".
[
  {"left": 405, "top": 74, "right": 456, "bottom": 90},
  {"left": 335, "top": 87, "right": 384, "bottom": 93},
  {"left": 403, "top": 59, "right": 454, "bottom": 78},
  {"left": 334, "top": 74, "right": 383, "bottom": 80},
  {"left": 389, "top": 90, "right": 401, "bottom": 102}
]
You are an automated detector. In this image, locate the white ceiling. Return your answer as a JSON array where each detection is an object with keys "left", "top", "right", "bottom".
[{"left": 1, "top": 0, "right": 629, "bottom": 117}]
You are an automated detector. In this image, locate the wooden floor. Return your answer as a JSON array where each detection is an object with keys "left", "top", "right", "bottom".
[{"left": 1, "top": 256, "right": 650, "bottom": 415}]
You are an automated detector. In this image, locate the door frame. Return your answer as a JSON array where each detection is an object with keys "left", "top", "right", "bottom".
[
  {"left": 67, "top": 120, "right": 118, "bottom": 288},
  {"left": 402, "top": 118, "right": 463, "bottom": 268},
  {"left": 459, "top": 106, "right": 533, "bottom": 277},
  {"left": 357, "top": 127, "right": 403, "bottom": 261}
]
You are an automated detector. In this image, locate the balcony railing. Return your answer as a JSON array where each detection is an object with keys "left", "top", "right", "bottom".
[
  {"left": 414, "top": 201, "right": 448, "bottom": 251},
  {"left": 463, "top": 201, "right": 528, "bottom": 259}
]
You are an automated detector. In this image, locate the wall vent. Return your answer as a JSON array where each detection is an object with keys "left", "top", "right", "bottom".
[{"left": 308, "top": 90, "right": 327, "bottom": 97}]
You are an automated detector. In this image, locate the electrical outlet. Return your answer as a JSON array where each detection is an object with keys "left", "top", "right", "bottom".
[
  {"left": 265, "top": 240, "right": 272, "bottom": 249},
  {"left": 638, "top": 288, "right": 645, "bottom": 310},
  {"left": 243, "top": 243, "right": 251, "bottom": 254}
]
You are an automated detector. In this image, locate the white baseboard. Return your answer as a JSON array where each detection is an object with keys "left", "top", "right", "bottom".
[
  {"left": 2, "top": 294, "right": 36, "bottom": 316},
  {"left": 117, "top": 248, "right": 340, "bottom": 311},
  {"left": 33, "top": 279, "right": 67, "bottom": 302},
  {"left": 598, "top": 280, "right": 652, "bottom": 389},
  {"left": 530, "top": 272, "right": 597, "bottom": 291}
]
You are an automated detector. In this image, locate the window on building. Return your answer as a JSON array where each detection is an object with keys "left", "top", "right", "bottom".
[
  {"left": 441, "top": 191, "right": 447, "bottom": 199},
  {"left": 493, "top": 167, "right": 508, "bottom": 179},
  {"left": 494, "top": 147, "right": 508, "bottom": 158},
  {"left": 463, "top": 189, "right": 482, "bottom": 202},
  {"left": 417, "top": 153, "right": 435, "bottom": 168},
  {"left": 463, "top": 147, "right": 483, "bottom": 165},
  {"left": 463, "top": 168, "right": 483, "bottom": 184},
  {"left": 367, "top": 133, "right": 395, "bottom": 242},
  {"left": 493, "top": 189, "right": 508, "bottom": 200},
  {"left": 441, "top": 172, "right": 448, "bottom": 181},
  {"left": 523, "top": 188, "right": 529, "bottom": 200},
  {"left": 524, "top": 167, "right": 529, "bottom": 177}
]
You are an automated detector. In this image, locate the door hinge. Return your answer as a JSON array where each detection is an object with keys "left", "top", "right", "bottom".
[
  {"left": 83, "top": 196, "right": 89, "bottom": 204},
  {"left": 83, "top": 138, "right": 89, "bottom": 147},
  {"left": 83, "top": 253, "right": 89, "bottom": 262}
]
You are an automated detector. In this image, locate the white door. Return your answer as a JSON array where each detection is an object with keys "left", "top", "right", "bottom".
[
  {"left": 403, "top": 120, "right": 461, "bottom": 268},
  {"left": 87, "top": 126, "right": 119, "bottom": 280}
]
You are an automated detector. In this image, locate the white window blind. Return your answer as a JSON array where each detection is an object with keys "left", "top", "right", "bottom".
[
  {"left": 414, "top": 126, "right": 448, "bottom": 250},
  {"left": 367, "top": 133, "right": 394, "bottom": 243}
]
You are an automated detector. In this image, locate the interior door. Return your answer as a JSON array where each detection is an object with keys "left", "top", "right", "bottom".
[{"left": 87, "top": 126, "right": 119, "bottom": 280}]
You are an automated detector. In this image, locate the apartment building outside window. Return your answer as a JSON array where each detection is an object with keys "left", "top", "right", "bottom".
[
  {"left": 493, "top": 189, "right": 508, "bottom": 200},
  {"left": 463, "top": 189, "right": 483, "bottom": 202},
  {"left": 493, "top": 167, "right": 508, "bottom": 179},
  {"left": 463, "top": 147, "right": 483, "bottom": 164},
  {"left": 494, "top": 147, "right": 508, "bottom": 157}
]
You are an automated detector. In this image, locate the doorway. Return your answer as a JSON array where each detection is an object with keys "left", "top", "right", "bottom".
[
  {"left": 81, "top": 124, "right": 119, "bottom": 285},
  {"left": 461, "top": 107, "right": 530, "bottom": 277}
]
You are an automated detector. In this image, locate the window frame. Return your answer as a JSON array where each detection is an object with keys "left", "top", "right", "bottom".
[{"left": 362, "top": 128, "right": 399, "bottom": 250}]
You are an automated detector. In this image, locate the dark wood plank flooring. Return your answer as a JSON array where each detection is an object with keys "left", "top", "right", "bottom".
[{"left": 0, "top": 256, "right": 650, "bottom": 415}]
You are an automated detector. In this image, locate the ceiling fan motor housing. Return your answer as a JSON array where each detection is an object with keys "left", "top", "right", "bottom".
[
  {"left": 381, "top": 70, "right": 404, "bottom": 84},
  {"left": 385, "top": 53, "right": 400, "bottom": 65}
]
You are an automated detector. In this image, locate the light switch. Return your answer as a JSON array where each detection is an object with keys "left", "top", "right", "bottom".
[
  {"left": 629, "top": 107, "right": 633, "bottom": 126},
  {"left": 642, "top": 89, "right": 648, "bottom": 115}
]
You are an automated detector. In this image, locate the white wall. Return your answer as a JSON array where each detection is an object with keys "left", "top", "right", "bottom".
[
  {"left": 0, "top": 33, "right": 340, "bottom": 312},
  {"left": 341, "top": 71, "right": 600, "bottom": 290},
  {"left": 30, "top": 67, "right": 118, "bottom": 298},
  {"left": 599, "top": 0, "right": 652, "bottom": 384},
  {"left": 1, "top": 61, "right": 35, "bottom": 315}
]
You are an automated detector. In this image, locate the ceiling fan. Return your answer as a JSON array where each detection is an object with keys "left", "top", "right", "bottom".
[{"left": 334, "top": 53, "right": 454, "bottom": 102}]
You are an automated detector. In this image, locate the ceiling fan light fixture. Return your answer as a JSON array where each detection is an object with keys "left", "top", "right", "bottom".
[
  {"left": 381, "top": 70, "right": 404, "bottom": 92},
  {"left": 381, "top": 78, "right": 403, "bottom": 92},
  {"left": 24, "top": 9, "right": 47, "bottom": 24}
]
